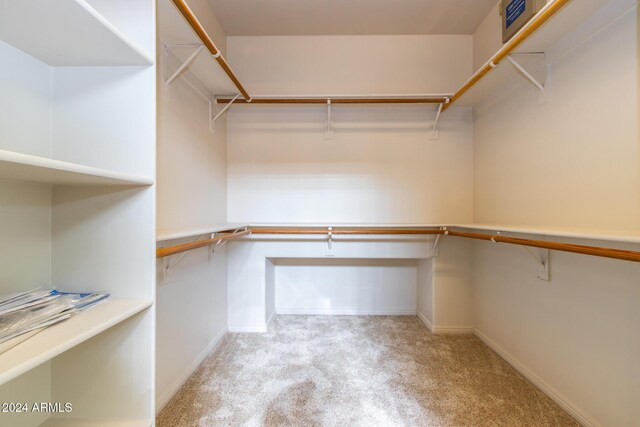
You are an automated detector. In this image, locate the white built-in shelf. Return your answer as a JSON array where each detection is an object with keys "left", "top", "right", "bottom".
[
  {"left": 457, "top": 0, "right": 629, "bottom": 107},
  {"left": 40, "top": 417, "right": 152, "bottom": 427},
  {"left": 0, "top": 0, "right": 153, "bottom": 66},
  {"left": 156, "top": 224, "right": 251, "bottom": 241},
  {"left": 0, "top": 299, "right": 152, "bottom": 386},
  {"left": 157, "top": 0, "right": 239, "bottom": 95},
  {"left": 0, "top": 150, "right": 154, "bottom": 186}
]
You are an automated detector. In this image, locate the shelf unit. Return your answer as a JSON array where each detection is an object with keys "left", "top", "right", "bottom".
[
  {"left": 0, "top": 299, "right": 152, "bottom": 386},
  {"left": 0, "top": 150, "right": 154, "bottom": 186},
  {"left": 0, "top": 0, "right": 156, "bottom": 426},
  {"left": 0, "top": 0, "right": 153, "bottom": 66}
]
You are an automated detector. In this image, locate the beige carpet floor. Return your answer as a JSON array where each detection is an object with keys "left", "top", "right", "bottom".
[{"left": 157, "top": 315, "right": 578, "bottom": 426}]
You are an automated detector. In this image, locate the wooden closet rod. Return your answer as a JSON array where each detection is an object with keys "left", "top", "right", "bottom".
[
  {"left": 448, "top": 230, "right": 640, "bottom": 263},
  {"left": 251, "top": 227, "right": 444, "bottom": 235},
  {"left": 445, "top": 0, "right": 571, "bottom": 110},
  {"left": 171, "top": 0, "right": 251, "bottom": 101},
  {"left": 156, "top": 228, "right": 251, "bottom": 258},
  {"left": 217, "top": 97, "right": 449, "bottom": 105}
]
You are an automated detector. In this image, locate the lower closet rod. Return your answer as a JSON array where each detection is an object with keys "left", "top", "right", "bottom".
[
  {"left": 156, "top": 229, "right": 251, "bottom": 258},
  {"left": 448, "top": 231, "right": 640, "bottom": 263}
]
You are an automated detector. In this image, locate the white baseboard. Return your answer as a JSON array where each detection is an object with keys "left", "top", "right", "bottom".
[
  {"left": 228, "top": 324, "right": 268, "bottom": 333},
  {"left": 265, "top": 310, "right": 276, "bottom": 330},
  {"left": 276, "top": 308, "right": 416, "bottom": 316},
  {"left": 156, "top": 326, "right": 227, "bottom": 413},
  {"left": 417, "top": 311, "right": 433, "bottom": 331},
  {"left": 417, "top": 312, "right": 473, "bottom": 334},
  {"left": 474, "top": 328, "right": 595, "bottom": 427}
]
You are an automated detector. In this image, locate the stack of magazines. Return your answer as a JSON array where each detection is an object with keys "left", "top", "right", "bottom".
[{"left": 0, "top": 288, "right": 110, "bottom": 354}]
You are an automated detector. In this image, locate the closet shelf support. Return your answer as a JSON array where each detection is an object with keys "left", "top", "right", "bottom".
[
  {"left": 211, "top": 93, "right": 241, "bottom": 132},
  {"left": 507, "top": 53, "right": 546, "bottom": 92},
  {"left": 430, "top": 98, "right": 449, "bottom": 140},
  {"left": 325, "top": 98, "right": 334, "bottom": 139},
  {"left": 164, "top": 44, "right": 205, "bottom": 86}
]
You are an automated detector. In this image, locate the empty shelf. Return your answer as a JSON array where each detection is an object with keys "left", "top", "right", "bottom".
[
  {"left": 0, "top": 0, "right": 153, "bottom": 66},
  {"left": 0, "top": 150, "right": 154, "bottom": 186},
  {"left": 0, "top": 299, "right": 153, "bottom": 386}
]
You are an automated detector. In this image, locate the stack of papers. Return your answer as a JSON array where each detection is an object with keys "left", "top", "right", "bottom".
[{"left": 0, "top": 288, "right": 110, "bottom": 354}]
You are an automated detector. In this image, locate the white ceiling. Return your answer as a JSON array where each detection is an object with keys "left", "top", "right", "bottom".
[{"left": 207, "top": 0, "right": 498, "bottom": 36}]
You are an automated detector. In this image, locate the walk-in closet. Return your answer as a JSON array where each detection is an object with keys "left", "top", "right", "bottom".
[{"left": 0, "top": 0, "right": 638, "bottom": 425}]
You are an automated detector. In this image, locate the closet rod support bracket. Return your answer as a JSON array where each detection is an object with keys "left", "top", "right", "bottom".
[
  {"left": 432, "top": 227, "right": 448, "bottom": 255},
  {"left": 507, "top": 54, "right": 546, "bottom": 92},
  {"left": 326, "top": 226, "right": 335, "bottom": 256},
  {"left": 430, "top": 98, "right": 449, "bottom": 140},
  {"left": 164, "top": 44, "right": 205, "bottom": 86},
  {"left": 325, "top": 98, "right": 334, "bottom": 140},
  {"left": 211, "top": 93, "right": 241, "bottom": 132}
]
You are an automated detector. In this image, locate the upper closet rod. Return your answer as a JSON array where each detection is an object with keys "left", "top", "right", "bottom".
[
  {"left": 444, "top": 0, "right": 571, "bottom": 110},
  {"left": 172, "top": 0, "right": 252, "bottom": 101},
  {"left": 218, "top": 97, "right": 449, "bottom": 105}
]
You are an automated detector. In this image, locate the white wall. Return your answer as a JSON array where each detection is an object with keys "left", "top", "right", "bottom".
[
  {"left": 155, "top": 0, "right": 230, "bottom": 411},
  {"left": 275, "top": 258, "right": 417, "bottom": 315},
  {"left": 471, "top": 1, "right": 640, "bottom": 425},
  {"left": 227, "top": 236, "right": 437, "bottom": 331},
  {"left": 227, "top": 35, "right": 471, "bottom": 95},
  {"left": 226, "top": 35, "right": 475, "bottom": 224}
]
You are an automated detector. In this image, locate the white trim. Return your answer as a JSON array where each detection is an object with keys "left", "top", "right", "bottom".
[
  {"left": 432, "top": 326, "right": 474, "bottom": 334},
  {"left": 156, "top": 327, "right": 228, "bottom": 413},
  {"left": 275, "top": 308, "right": 416, "bottom": 316},
  {"left": 228, "top": 324, "right": 268, "bottom": 333},
  {"left": 417, "top": 312, "right": 472, "bottom": 334},
  {"left": 474, "top": 328, "right": 596, "bottom": 427},
  {"left": 417, "top": 312, "right": 433, "bottom": 331},
  {"left": 265, "top": 311, "right": 276, "bottom": 330}
]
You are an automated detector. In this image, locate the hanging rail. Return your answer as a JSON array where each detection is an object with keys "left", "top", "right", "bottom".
[
  {"left": 217, "top": 97, "right": 449, "bottom": 105},
  {"left": 171, "top": 0, "right": 252, "bottom": 101},
  {"left": 250, "top": 227, "right": 444, "bottom": 235},
  {"left": 155, "top": 225, "right": 640, "bottom": 262},
  {"left": 444, "top": 0, "right": 571, "bottom": 110},
  {"left": 156, "top": 228, "right": 251, "bottom": 258},
  {"left": 447, "top": 230, "right": 640, "bottom": 263}
]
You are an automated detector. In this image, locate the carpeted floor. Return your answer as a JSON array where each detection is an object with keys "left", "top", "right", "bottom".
[{"left": 157, "top": 315, "right": 578, "bottom": 426}]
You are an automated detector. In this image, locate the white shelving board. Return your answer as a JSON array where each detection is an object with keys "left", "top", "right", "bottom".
[
  {"left": 156, "top": 223, "right": 250, "bottom": 241},
  {"left": 0, "top": 0, "right": 153, "bottom": 66},
  {"left": 456, "top": 0, "right": 626, "bottom": 107},
  {"left": 0, "top": 299, "right": 152, "bottom": 386},
  {"left": 157, "top": 0, "right": 239, "bottom": 95},
  {"left": 0, "top": 149, "right": 154, "bottom": 186},
  {"left": 39, "top": 417, "right": 152, "bottom": 427}
]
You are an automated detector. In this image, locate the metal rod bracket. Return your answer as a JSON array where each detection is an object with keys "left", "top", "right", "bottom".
[
  {"left": 164, "top": 45, "right": 205, "bottom": 86},
  {"left": 326, "top": 226, "right": 335, "bottom": 256},
  {"left": 507, "top": 53, "right": 546, "bottom": 92},
  {"left": 211, "top": 93, "right": 241, "bottom": 133},
  {"left": 430, "top": 99, "right": 448, "bottom": 140},
  {"left": 325, "top": 98, "right": 334, "bottom": 139}
]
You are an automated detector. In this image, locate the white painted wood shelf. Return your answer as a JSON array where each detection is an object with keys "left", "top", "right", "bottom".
[
  {"left": 0, "top": 299, "right": 152, "bottom": 386},
  {"left": 156, "top": 224, "right": 250, "bottom": 241},
  {"left": 0, "top": 0, "right": 153, "bottom": 66},
  {"left": 0, "top": 150, "right": 154, "bottom": 186},
  {"left": 157, "top": 0, "right": 239, "bottom": 95},
  {"left": 39, "top": 417, "right": 152, "bottom": 427},
  {"left": 456, "top": 0, "right": 629, "bottom": 107}
]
